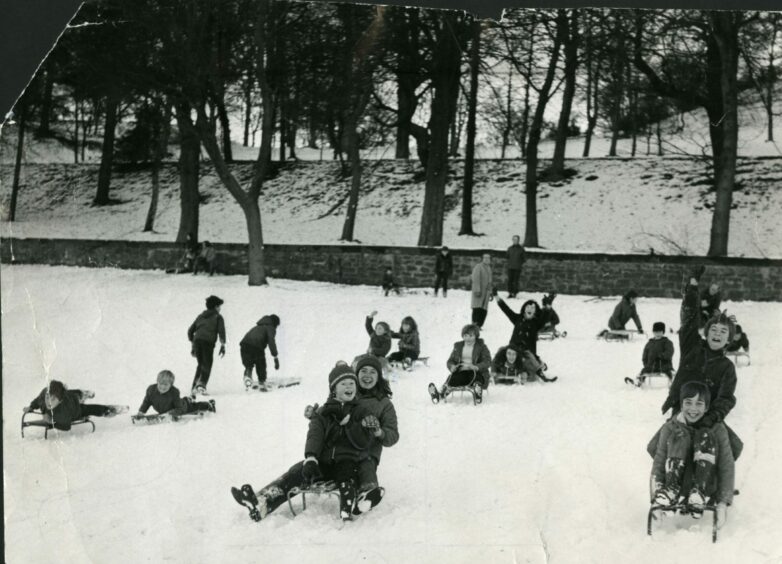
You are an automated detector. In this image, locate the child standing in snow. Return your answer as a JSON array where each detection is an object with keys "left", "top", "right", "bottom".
[
  {"left": 491, "top": 344, "right": 526, "bottom": 384},
  {"left": 365, "top": 311, "right": 392, "bottom": 358},
  {"left": 137, "top": 370, "right": 215, "bottom": 416},
  {"left": 648, "top": 381, "right": 737, "bottom": 529},
  {"left": 726, "top": 324, "right": 749, "bottom": 354},
  {"left": 388, "top": 316, "right": 421, "bottom": 368},
  {"left": 633, "top": 321, "right": 674, "bottom": 386},
  {"left": 193, "top": 241, "right": 217, "bottom": 275},
  {"left": 428, "top": 324, "right": 492, "bottom": 403},
  {"left": 433, "top": 246, "right": 452, "bottom": 297},
  {"left": 381, "top": 267, "right": 401, "bottom": 296},
  {"left": 24, "top": 380, "right": 127, "bottom": 431},
  {"left": 187, "top": 295, "right": 226, "bottom": 395},
  {"left": 661, "top": 266, "right": 737, "bottom": 428},
  {"left": 607, "top": 290, "right": 644, "bottom": 333},
  {"left": 239, "top": 314, "right": 280, "bottom": 388}
]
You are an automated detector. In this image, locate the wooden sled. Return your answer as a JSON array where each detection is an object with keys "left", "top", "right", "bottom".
[
  {"left": 597, "top": 329, "right": 644, "bottom": 342},
  {"left": 21, "top": 410, "right": 95, "bottom": 439},
  {"left": 538, "top": 330, "right": 567, "bottom": 341},
  {"left": 727, "top": 351, "right": 750, "bottom": 366}
]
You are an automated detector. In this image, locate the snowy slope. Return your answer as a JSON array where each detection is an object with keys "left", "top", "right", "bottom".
[{"left": 3, "top": 264, "right": 781, "bottom": 563}]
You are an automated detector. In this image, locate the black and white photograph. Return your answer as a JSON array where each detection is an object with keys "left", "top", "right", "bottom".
[{"left": 1, "top": 0, "right": 781, "bottom": 562}]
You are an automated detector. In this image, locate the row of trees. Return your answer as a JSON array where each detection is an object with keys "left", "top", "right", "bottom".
[{"left": 7, "top": 2, "right": 781, "bottom": 284}]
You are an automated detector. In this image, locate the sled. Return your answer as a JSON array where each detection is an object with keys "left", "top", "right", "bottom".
[
  {"left": 131, "top": 411, "right": 210, "bottom": 424},
  {"left": 492, "top": 372, "right": 527, "bottom": 385},
  {"left": 389, "top": 356, "right": 429, "bottom": 371},
  {"left": 286, "top": 481, "right": 384, "bottom": 519},
  {"left": 245, "top": 377, "right": 302, "bottom": 392},
  {"left": 21, "top": 410, "right": 95, "bottom": 439},
  {"left": 597, "top": 329, "right": 644, "bottom": 342},
  {"left": 727, "top": 351, "right": 750, "bottom": 366},
  {"left": 647, "top": 490, "right": 738, "bottom": 543},
  {"left": 625, "top": 371, "right": 673, "bottom": 389},
  {"left": 538, "top": 329, "right": 567, "bottom": 341},
  {"left": 433, "top": 369, "right": 483, "bottom": 405}
]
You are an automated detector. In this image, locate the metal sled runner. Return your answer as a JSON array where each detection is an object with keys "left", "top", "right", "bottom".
[
  {"left": 21, "top": 410, "right": 95, "bottom": 439},
  {"left": 727, "top": 351, "right": 750, "bottom": 366},
  {"left": 647, "top": 490, "right": 738, "bottom": 543},
  {"left": 287, "top": 481, "right": 340, "bottom": 517},
  {"left": 441, "top": 369, "right": 483, "bottom": 405},
  {"left": 597, "top": 329, "right": 644, "bottom": 342}
]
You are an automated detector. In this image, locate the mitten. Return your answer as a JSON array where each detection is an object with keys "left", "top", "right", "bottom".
[
  {"left": 361, "top": 414, "right": 380, "bottom": 429},
  {"left": 219, "top": 344, "right": 226, "bottom": 357},
  {"left": 274, "top": 357, "right": 280, "bottom": 370},
  {"left": 301, "top": 458, "right": 322, "bottom": 484},
  {"left": 303, "top": 403, "right": 319, "bottom": 419}
]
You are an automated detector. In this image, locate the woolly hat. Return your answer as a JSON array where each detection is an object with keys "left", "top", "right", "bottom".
[
  {"left": 375, "top": 321, "right": 391, "bottom": 333},
  {"left": 269, "top": 314, "right": 280, "bottom": 327},
  {"left": 652, "top": 321, "right": 666, "bottom": 333},
  {"left": 542, "top": 293, "right": 556, "bottom": 306},
  {"left": 328, "top": 363, "right": 357, "bottom": 390},
  {"left": 355, "top": 354, "right": 383, "bottom": 378},
  {"left": 205, "top": 295, "right": 224, "bottom": 309},
  {"left": 704, "top": 311, "right": 736, "bottom": 345},
  {"left": 625, "top": 290, "right": 638, "bottom": 301}
]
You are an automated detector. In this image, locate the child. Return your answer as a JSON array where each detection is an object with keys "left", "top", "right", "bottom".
[
  {"left": 491, "top": 344, "right": 526, "bottom": 384},
  {"left": 365, "top": 311, "right": 392, "bottom": 358},
  {"left": 648, "top": 381, "right": 736, "bottom": 528},
  {"left": 539, "top": 294, "right": 560, "bottom": 333},
  {"left": 388, "top": 316, "right": 421, "bottom": 368},
  {"left": 428, "top": 323, "right": 492, "bottom": 403},
  {"left": 193, "top": 241, "right": 217, "bottom": 275},
  {"left": 496, "top": 298, "right": 545, "bottom": 356},
  {"left": 433, "top": 246, "right": 452, "bottom": 297},
  {"left": 239, "top": 314, "right": 281, "bottom": 388},
  {"left": 726, "top": 324, "right": 749, "bottom": 354},
  {"left": 699, "top": 283, "right": 722, "bottom": 328},
  {"left": 661, "top": 266, "right": 737, "bottom": 429},
  {"left": 187, "top": 295, "right": 227, "bottom": 395},
  {"left": 633, "top": 321, "right": 674, "bottom": 386},
  {"left": 607, "top": 290, "right": 644, "bottom": 333},
  {"left": 382, "top": 267, "right": 401, "bottom": 296},
  {"left": 137, "top": 370, "right": 215, "bottom": 416},
  {"left": 23, "top": 380, "right": 127, "bottom": 431}
]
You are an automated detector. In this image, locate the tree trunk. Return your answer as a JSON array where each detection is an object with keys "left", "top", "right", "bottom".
[
  {"left": 340, "top": 124, "right": 362, "bottom": 241},
  {"left": 707, "top": 13, "right": 740, "bottom": 257},
  {"left": 524, "top": 11, "right": 565, "bottom": 248},
  {"left": 501, "top": 65, "right": 512, "bottom": 159},
  {"left": 9, "top": 101, "right": 27, "bottom": 221},
  {"left": 37, "top": 66, "right": 54, "bottom": 137},
  {"left": 629, "top": 60, "right": 638, "bottom": 157},
  {"left": 460, "top": 19, "right": 481, "bottom": 236},
  {"left": 94, "top": 94, "right": 119, "bottom": 205},
  {"left": 608, "top": 32, "right": 624, "bottom": 156},
  {"left": 216, "top": 93, "right": 233, "bottom": 163},
  {"left": 144, "top": 102, "right": 171, "bottom": 232},
  {"left": 551, "top": 10, "right": 578, "bottom": 176},
  {"left": 175, "top": 102, "right": 200, "bottom": 244},
  {"left": 519, "top": 22, "right": 535, "bottom": 158},
  {"left": 72, "top": 101, "right": 79, "bottom": 164},
  {"left": 656, "top": 120, "right": 663, "bottom": 156},
  {"left": 243, "top": 74, "right": 253, "bottom": 147}
]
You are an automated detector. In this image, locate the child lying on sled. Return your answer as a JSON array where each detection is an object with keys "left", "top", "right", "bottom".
[
  {"left": 137, "top": 370, "right": 215, "bottom": 416},
  {"left": 24, "top": 380, "right": 127, "bottom": 431}
]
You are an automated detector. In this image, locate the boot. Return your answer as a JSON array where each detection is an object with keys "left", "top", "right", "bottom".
[
  {"left": 660, "top": 457, "right": 686, "bottom": 505},
  {"left": 338, "top": 480, "right": 356, "bottom": 521}
]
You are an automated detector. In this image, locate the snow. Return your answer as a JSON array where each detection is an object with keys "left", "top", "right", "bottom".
[{"left": 3, "top": 264, "right": 781, "bottom": 563}]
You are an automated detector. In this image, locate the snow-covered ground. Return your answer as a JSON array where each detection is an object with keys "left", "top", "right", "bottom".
[{"left": 3, "top": 264, "right": 781, "bottom": 563}]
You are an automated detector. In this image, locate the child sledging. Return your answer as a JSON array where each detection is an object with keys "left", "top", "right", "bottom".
[
  {"left": 495, "top": 297, "right": 557, "bottom": 382},
  {"left": 428, "top": 324, "right": 492, "bottom": 405}
]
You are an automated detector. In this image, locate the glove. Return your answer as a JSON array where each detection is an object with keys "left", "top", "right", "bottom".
[
  {"left": 219, "top": 344, "right": 226, "bottom": 358},
  {"left": 303, "top": 403, "right": 319, "bottom": 419},
  {"left": 715, "top": 502, "right": 727, "bottom": 529},
  {"left": 691, "top": 265, "right": 706, "bottom": 282},
  {"left": 361, "top": 414, "right": 380, "bottom": 429},
  {"left": 301, "top": 459, "right": 322, "bottom": 484},
  {"left": 274, "top": 357, "right": 280, "bottom": 370}
]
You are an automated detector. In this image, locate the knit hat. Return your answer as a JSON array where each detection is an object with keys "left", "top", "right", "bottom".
[
  {"left": 354, "top": 354, "right": 383, "bottom": 378},
  {"left": 652, "top": 321, "right": 666, "bottom": 333},
  {"left": 328, "top": 363, "right": 357, "bottom": 390},
  {"left": 205, "top": 295, "right": 224, "bottom": 309},
  {"left": 269, "top": 314, "right": 280, "bottom": 327},
  {"left": 542, "top": 293, "right": 556, "bottom": 306},
  {"left": 625, "top": 290, "right": 638, "bottom": 300}
]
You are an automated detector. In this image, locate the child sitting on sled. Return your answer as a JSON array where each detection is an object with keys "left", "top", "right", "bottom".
[
  {"left": 491, "top": 344, "right": 526, "bottom": 384},
  {"left": 648, "top": 381, "right": 738, "bottom": 529},
  {"left": 137, "top": 370, "right": 215, "bottom": 416},
  {"left": 428, "top": 323, "right": 492, "bottom": 403},
  {"left": 627, "top": 322, "right": 675, "bottom": 387},
  {"left": 726, "top": 324, "right": 750, "bottom": 354},
  {"left": 365, "top": 311, "right": 392, "bottom": 358},
  {"left": 388, "top": 316, "right": 421, "bottom": 368},
  {"left": 539, "top": 294, "right": 561, "bottom": 333},
  {"left": 23, "top": 380, "right": 127, "bottom": 431}
]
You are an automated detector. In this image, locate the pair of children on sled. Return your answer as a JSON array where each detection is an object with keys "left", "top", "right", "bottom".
[
  {"left": 647, "top": 266, "right": 742, "bottom": 530},
  {"left": 231, "top": 355, "right": 399, "bottom": 522},
  {"left": 364, "top": 311, "right": 421, "bottom": 370}
]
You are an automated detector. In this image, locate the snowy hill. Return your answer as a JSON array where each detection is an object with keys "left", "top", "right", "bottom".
[{"left": 3, "top": 264, "right": 781, "bottom": 563}]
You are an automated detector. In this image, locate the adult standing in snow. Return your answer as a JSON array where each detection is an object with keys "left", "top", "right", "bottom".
[
  {"left": 187, "top": 295, "right": 226, "bottom": 395},
  {"left": 471, "top": 253, "right": 494, "bottom": 328},
  {"left": 506, "top": 235, "right": 525, "bottom": 298},
  {"left": 433, "top": 246, "right": 453, "bottom": 297},
  {"left": 240, "top": 314, "right": 280, "bottom": 388}
]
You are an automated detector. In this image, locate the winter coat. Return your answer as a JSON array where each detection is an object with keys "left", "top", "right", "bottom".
[
  {"left": 699, "top": 288, "right": 722, "bottom": 325},
  {"left": 29, "top": 388, "right": 85, "bottom": 431},
  {"left": 200, "top": 246, "right": 216, "bottom": 262},
  {"left": 642, "top": 337, "right": 674, "bottom": 374},
  {"left": 435, "top": 252, "right": 453, "bottom": 276},
  {"left": 240, "top": 316, "right": 278, "bottom": 356},
  {"left": 188, "top": 309, "right": 226, "bottom": 345},
  {"left": 357, "top": 388, "right": 399, "bottom": 464},
  {"left": 391, "top": 329, "right": 420, "bottom": 356},
  {"left": 497, "top": 299, "right": 545, "bottom": 355},
  {"left": 471, "top": 262, "right": 493, "bottom": 309},
  {"left": 305, "top": 398, "right": 375, "bottom": 465},
  {"left": 447, "top": 338, "right": 492, "bottom": 379},
  {"left": 648, "top": 419, "right": 736, "bottom": 505},
  {"left": 539, "top": 308, "right": 560, "bottom": 330},
  {"left": 382, "top": 271, "right": 396, "bottom": 289},
  {"left": 365, "top": 316, "right": 392, "bottom": 357},
  {"left": 507, "top": 244, "right": 526, "bottom": 270},
  {"left": 491, "top": 346, "right": 525, "bottom": 377},
  {"left": 662, "top": 284, "right": 737, "bottom": 428},
  {"left": 726, "top": 333, "right": 749, "bottom": 353},
  {"left": 608, "top": 298, "right": 642, "bottom": 331},
  {"left": 138, "top": 385, "right": 186, "bottom": 415}
]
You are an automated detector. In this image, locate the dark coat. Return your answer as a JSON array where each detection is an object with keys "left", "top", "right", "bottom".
[
  {"left": 138, "top": 385, "right": 186, "bottom": 415},
  {"left": 382, "top": 271, "right": 396, "bottom": 288},
  {"left": 539, "top": 308, "right": 560, "bottom": 330},
  {"left": 357, "top": 388, "right": 399, "bottom": 464},
  {"left": 365, "top": 316, "right": 392, "bottom": 357},
  {"left": 699, "top": 288, "right": 722, "bottom": 324},
  {"left": 305, "top": 398, "right": 374, "bottom": 464},
  {"left": 497, "top": 298, "right": 545, "bottom": 355},
  {"left": 240, "top": 316, "right": 278, "bottom": 356},
  {"left": 507, "top": 244, "right": 525, "bottom": 270},
  {"left": 608, "top": 298, "right": 642, "bottom": 332},
  {"left": 662, "top": 284, "right": 737, "bottom": 428},
  {"left": 391, "top": 329, "right": 420, "bottom": 356},
  {"left": 188, "top": 309, "right": 226, "bottom": 345},
  {"left": 435, "top": 252, "right": 453, "bottom": 276},
  {"left": 446, "top": 338, "right": 492, "bottom": 379},
  {"left": 29, "top": 388, "right": 84, "bottom": 431},
  {"left": 642, "top": 336, "right": 675, "bottom": 374}
]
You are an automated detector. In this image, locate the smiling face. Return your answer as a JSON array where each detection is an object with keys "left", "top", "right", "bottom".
[
  {"left": 375, "top": 324, "right": 387, "bottom": 336},
  {"left": 401, "top": 322, "right": 411, "bottom": 333},
  {"left": 463, "top": 332, "right": 477, "bottom": 345},
  {"left": 357, "top": 366, "right": 379, "bottom": 390},
  {"left": 334, "top": 378, "right": 357, "bottom": 401},
  {"left": 157, "top": 379, "right": 173, "bottom": 394},
  {"left": 523, "top": 304, "right": 536, "bottom": 319},
  {"left": 681, "top": 394, "right": 707, "bottom": 424},
  {"left": 505, "top": 348, "right": 518, "bottom": 364},
  {"left": 706, "top": 322, "right": 730, "bottom": 350}
]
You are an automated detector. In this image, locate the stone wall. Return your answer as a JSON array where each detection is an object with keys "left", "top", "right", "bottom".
[{"left": 2, "top": 237, "right": 781, "bottom": 301}]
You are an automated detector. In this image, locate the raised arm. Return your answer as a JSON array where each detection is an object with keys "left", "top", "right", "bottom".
[
  {"left": 497, "top": 298, "right": 521, "bottom": 324},
  {"left": 365, "top": 316, "right": 375, "bottom": 337}
]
